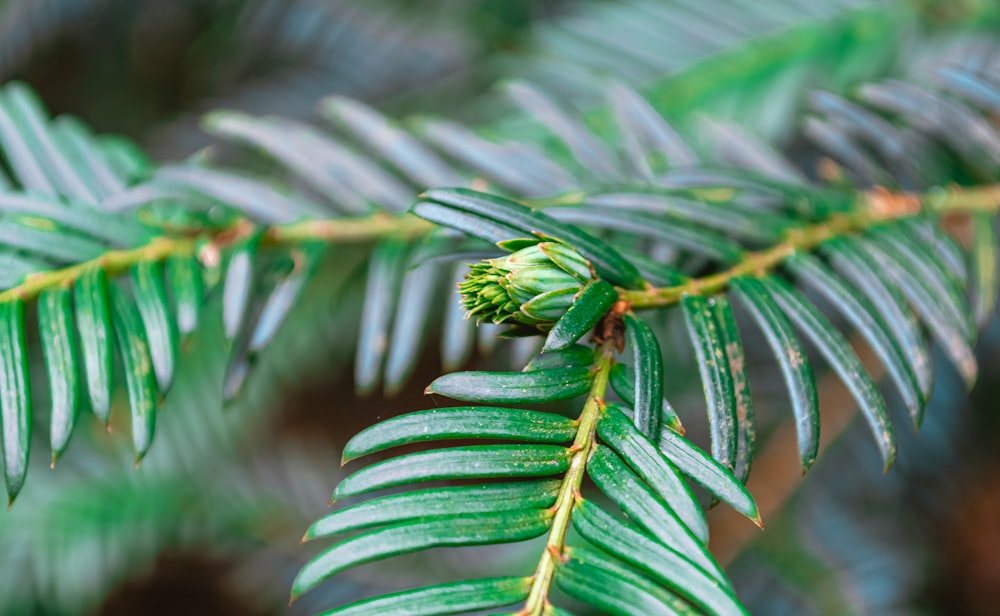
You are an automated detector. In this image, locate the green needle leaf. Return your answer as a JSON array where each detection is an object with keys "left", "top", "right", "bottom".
[
  {"left": 543, "top": 279, "right": 617, "bottom": 352},
  {"left": 681, "top": 295, "right": 737, "bottom": 470},
  {"left": 426, "top": 366, "right": 593, "bottom": 403},
  {"left": 574, "top": 501, "right": 748, "bottom": 615},
  {"left": 335, "top": 444, "right": 571, "bottom": 499},
  {"left": 74, "top": 268, "right": 113, "bottom": 423},
  {"left": 597, "top": 407, "right": 706, "bottom": 542},
  {"left": 292, "top": 511, "right": 551, "bottom": 601},
  {"left": 111, "top": 288, "right": 158, "bottom": 463},
  {"left": 761, "top": 275, "right": 896, "bottom": 471},
  {"left": 618, "top": 403, "right": 758, "bottom": 523},
  {"left": 557, "top": 547, "right": 699, "bottom": 616},
  {"left": 525, "top": 344, "right": 595, "bottom": 371},
  {"left": 729, "top": 276, "right": 819, "bottom": 470},
  {"left": 786, "top": 252, "right": 924, "bottom": 423},
  {"left": 823, "top": 238, "right": 932, "bottom": 403},
  {"left": 416, "top": 188, "right": 645, "bottom": 289},
  {"left": 317, "top": 577, "right": 533, "bottom": 616},
  {"left": 132, "top": 261, "right": 177, "bottom": 392},
  {"left": 38, "top": 288, "right": 80, "bottom": 464},
  {"left": 167, "top": 255, "right": 203, "bottom": 336},
  {"left": 305, "top": 481, "right": 560, "bottom": 540},
  {"left": 342, "top": 407, "right": 577, "bottom": 463},
  {"left": 0, "top": 299, "right": 31, "bottom": 504},
  {"left": 854, "top": 237, "right": 976, "bottom": 390},
  {"left": 623, "top": 313, "right": 665, "bottom": 441},
  {"left": 609, "top": 363, "right": 683, "bottom": 433},
  {"left": 587, "top": 445, "right": 724, "bottom": 581},
  {"left": 711, "top": 295, "right": 755, "bottom": 483}
]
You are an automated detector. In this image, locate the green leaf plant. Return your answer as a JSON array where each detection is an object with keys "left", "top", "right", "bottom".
[
  {"left": 1, "top": 4, "right": 1000, "bottom": 611},
  {"left": 291, "top": 171, "right": 1000, "bottom": 613}
]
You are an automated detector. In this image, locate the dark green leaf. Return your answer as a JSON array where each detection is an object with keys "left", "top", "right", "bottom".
[
  {"left": 623, "top": 313, "right": 664, "bottom": 440},
  {"left": 342, "top": 407, "right": 578, "bottom": 463},
  {"left": 823, "top": 238, "right": 932, "bottom": 403},
  {"left": 547, "top": 206, "right": 745, "bottom": 264},
  {"left": 631, "top": 405, "right": 758, "bottom": 522},
  {"left": 0, "top": 300, "right": 30, "bottom": 503},
  {"left": 526, "top": 344, "right": 595, "bottom": 371},
  {"left": 74, "top": 268, "right": 113, "bottom": 422},
  {"left": 762, "top": 276, "right": 896, "bottom": 470},
  {"left": 335, "top": 444, "right": 570, "bottom": 499},
  {"left": 711, "top": 295, "right": 755, "bottom": 482},
  {"left": 586, "top": 192, "right": 787, "bottom": 242},
  {"left": 292, "top": 510, "right": 551, "bottom": 601},
  {"left": 729, "top": 277, "right": 818, "bottom": 470},
  {"left": 587, "top": 445, "right": 723, "bottom": 581},
  {"left": 870, "top": 227, "right": 973, "bottom": 340},
  {"left": 543, "top": 280, "right": 617, "bottom": 352},
  {"left": 608, "top": 363, "right": 682, "bottom": 433},
  {"left": 317, "top": 577, "right": 532, "bottom": 616},
  {"left": 38, "top": 288, "right": 80, "bottom": 463},
  {"left": 412, "top": 201, "right": 526, "bottom": 245},
  {"left": 597, "top": 406, "right": 706, "bottom": 542},
  {"left": 786, "top": 253, "right": 924, "bottom": 423},
  {"left": 426, "top": 366, "right": 593, "bottom": 403},
  {"left": 132, "top": 261, "right": 176, "bottom": 392},
  {"left": 680, "top": 295, "right": 737, "bottom": 469},
  {"left": 899, "top": 218, "right": 967, "bottom": 283},
  {"left": 557, "top": 547, "right": 698, "bottom": 616},
  {"left": 417, "top": 188, "right": 645, "bottom": 289},
  {"left": 305, "top": 481, "right": 559, "bottom": 540},
  {"left": 853, "top": 237, "right": 976, "bottom": 389},
  {"left": 111, "top": 288, "right": 157, "bottom": 462},
  {"left": 574, "top": 501, "right": 747, "bottom": 615}
]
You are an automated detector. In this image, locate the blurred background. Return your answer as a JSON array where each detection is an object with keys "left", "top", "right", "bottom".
[{"left": 3, "top": 1, "right": 1000, "bottom": 614}]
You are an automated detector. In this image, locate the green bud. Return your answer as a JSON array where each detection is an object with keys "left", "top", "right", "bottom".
[{"left": 458, "top": 240, "right": 595, "bottom": 330}]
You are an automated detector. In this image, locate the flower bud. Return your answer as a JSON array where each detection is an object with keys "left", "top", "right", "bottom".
[{"left": 459, "top": 240, "right": 594, "bottom": 330}]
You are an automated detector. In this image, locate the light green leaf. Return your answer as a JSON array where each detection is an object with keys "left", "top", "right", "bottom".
[
  {"left": 0, "top": 299, "right": 30, "bottom": 503},
  {"left": 74, "top": 268, "right": 113, "bottom": 423},
  {"left": 38, "top": 288, "right": 80, "bottom": 463}
]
